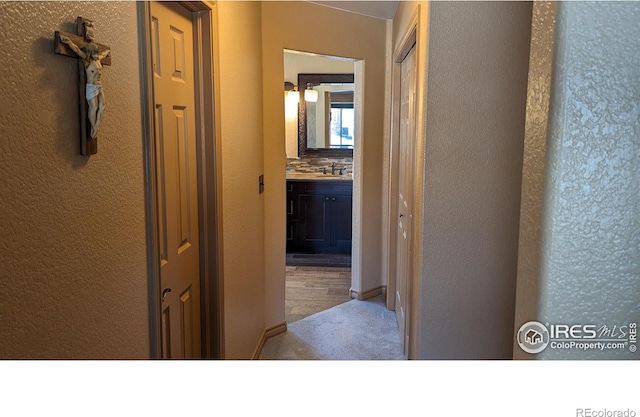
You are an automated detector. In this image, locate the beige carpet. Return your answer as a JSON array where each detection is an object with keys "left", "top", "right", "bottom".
[
  {"left": 272, "top": 264, "right": 405, "bottom": 360},
  {"left": 260, "top": 295, "right": 405, "bottom": 360}
]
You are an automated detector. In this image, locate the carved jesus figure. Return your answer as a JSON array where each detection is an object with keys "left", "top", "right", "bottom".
[{"left": 60, "top": 22, "right": 110, "bottom": 139}]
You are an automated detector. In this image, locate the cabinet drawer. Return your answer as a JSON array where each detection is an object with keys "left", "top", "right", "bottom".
[
  {"left": 286, "top": 181, "right": 299, "bottom": 193},
  {"left": 301, "top": 181, "right": 353, "bottom": 196}
]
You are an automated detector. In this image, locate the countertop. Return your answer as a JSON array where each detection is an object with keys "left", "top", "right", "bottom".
[{"left": 286, "top": 172, "right": 353, "bottom": 181}]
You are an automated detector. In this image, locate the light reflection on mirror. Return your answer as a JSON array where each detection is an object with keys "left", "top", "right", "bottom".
[{"left": 329, "top": 90, "right": 354, "bottom": 149}]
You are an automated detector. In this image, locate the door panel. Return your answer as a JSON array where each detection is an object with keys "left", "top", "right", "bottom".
[
  {"left": 151, "top": 1, "right": 201, "bottom": 359},
  {"left": 395, "top": 43, "right": 417, "bottom": 358},
  {"left": 154, "top": 104, "right": 169, "bottom": 266}
]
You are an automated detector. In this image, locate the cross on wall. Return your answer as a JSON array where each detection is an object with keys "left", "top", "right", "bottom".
[{"left": 54, "top": 17, "right": 111, "bottom": 155}]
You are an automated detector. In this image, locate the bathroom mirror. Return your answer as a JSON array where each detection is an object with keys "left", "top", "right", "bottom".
[{"left": 298, "top": 73, "right": 355, "bottom": 157}]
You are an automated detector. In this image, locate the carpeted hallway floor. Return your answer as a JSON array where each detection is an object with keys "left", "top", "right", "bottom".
[{"left": 259, "top": 295, "right": 405, "bottom": 360}]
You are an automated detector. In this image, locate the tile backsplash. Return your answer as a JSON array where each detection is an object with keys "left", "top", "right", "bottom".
[{"left": 286, "top": 157, "right": 353, "bottom": 174}]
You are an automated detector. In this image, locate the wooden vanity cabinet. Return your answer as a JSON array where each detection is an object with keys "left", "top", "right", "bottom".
[{"left": 286, "top": 180, "right": 353, "bottom": 254}]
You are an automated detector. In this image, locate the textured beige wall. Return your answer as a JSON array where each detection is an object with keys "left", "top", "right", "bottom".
[
  {"left": 513, "top": 1, "right": 557, "bottom": 360},
  {"left": 538, "top": 1, "right": 640, "bottom": 360},
  {"left": 261, "top": 2, "right": 388, "bottom": 327},
  {"left": 214, "top": 1, "right": 266, "bottom": 359},
  {"left": 416, "top": 2, "right": 532, "bottom": 359},
  {"left": 0, "top": 1, "right": 148, "bottom": 358}
]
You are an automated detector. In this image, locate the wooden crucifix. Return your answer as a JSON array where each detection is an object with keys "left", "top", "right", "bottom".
[{"left": 54, "top": 17, "right": 111, "bottom": 155}]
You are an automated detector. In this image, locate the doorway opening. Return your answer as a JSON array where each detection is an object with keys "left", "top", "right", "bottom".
[{"left": 282, "top": 49, "right": 362, "bottom": 324}]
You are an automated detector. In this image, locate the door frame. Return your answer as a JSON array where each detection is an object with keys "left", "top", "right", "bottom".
[
  {"left": 138, "top": 1, "right": 224, "bottom": 359},
  {"left": 386, "top": 6, "right": 420, "bottom": 359}
]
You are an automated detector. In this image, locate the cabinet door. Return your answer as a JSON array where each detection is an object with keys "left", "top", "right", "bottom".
[
  {"left": 286, "top": 181, "right": 298, "bottom": 220},
  {"left": 299, "top": 193, "right": 331, "bottom": 252},
  {"left": 286, "top": 219, "right": 298, "bottom": 250},
  {"left": 330, "top": 194, "right": 353, "bottom": 252}
]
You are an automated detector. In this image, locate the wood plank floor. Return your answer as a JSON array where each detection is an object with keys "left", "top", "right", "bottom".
[
  {"left": 285, "top": 265, "right": 352, "bottom": 324},
  {"left": 286, "top": 253, "right": 352, "bottom": 268}
]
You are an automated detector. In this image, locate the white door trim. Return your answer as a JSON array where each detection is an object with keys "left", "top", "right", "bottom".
[{"left": 138, "top": 0, "right": 223, "bottom": 359}]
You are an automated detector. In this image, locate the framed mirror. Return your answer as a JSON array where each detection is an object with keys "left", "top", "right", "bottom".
[{"left": 298, "top": 73, "right": 355, "bottom": 157}]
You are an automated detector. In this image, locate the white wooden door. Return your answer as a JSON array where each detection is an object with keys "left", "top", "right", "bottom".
[
  {"left": 395, "top": 43, "right": 417, "bottom": 357},
  {"left": 151, "top": 1, "right": 201, "bottom": 359}
]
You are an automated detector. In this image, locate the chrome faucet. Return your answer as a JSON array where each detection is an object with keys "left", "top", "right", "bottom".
[{"left": 331, "top": 162, "right": 336, "bottom": 175}]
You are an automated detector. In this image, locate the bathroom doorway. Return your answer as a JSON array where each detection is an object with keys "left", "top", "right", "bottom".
[{"left": 283, "top": 49, "right": 359, "bottom": 323}]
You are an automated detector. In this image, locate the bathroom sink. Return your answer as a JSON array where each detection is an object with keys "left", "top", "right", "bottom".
[
  {"left": 286, "top": 172, "right": 352, "bottom": 180},
  {"left": 312, "top": 173, "right": 351, "bottom": 178}
]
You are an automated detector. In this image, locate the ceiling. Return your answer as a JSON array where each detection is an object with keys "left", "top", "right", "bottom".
[{"left": 309, "top": 1, "right": 400, "bottom": 19}]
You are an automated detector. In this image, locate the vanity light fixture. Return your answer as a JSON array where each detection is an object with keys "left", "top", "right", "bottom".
[
  {"left": 304, "top": 82, "right": 319, "bottom": 103},
  {"left": 304, "top": 87, "right": 318, "bottom": 103},
  {"left": 285, "top": 81, "right": 318, "bottom": 103},
  {"left": 288, "top": 90, "right": 300, "bottom": 104},
  {"left": 285, "top": 81, "right": 300, "bottom": 104}
]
